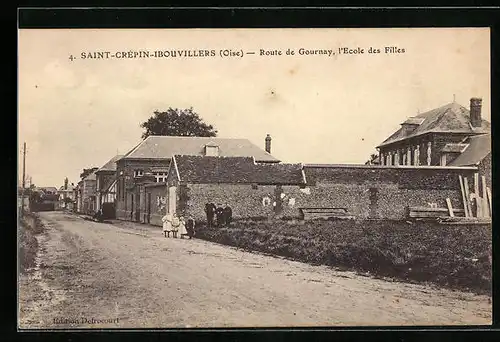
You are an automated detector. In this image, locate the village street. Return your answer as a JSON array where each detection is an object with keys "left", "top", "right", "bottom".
[{"left": 19, "top": 211, "right": 491, "bottom": 328}]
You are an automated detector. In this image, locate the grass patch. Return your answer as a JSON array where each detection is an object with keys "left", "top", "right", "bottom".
[
  {"left": 19, "top": 213, "right": 44, "bottom": 274},
  {"left": 196, "top": 219, "right": 491, "bottom": 295}
]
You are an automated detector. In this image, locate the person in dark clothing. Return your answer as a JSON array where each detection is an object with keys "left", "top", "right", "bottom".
[
  {"left": 205, "top": 202, "right": 216, "bottom": 227},
  {"left": 186, "top": 216, "right": 196, "bottom": 239},
  {"left": 223, "top": 204, "right": 233, "bottom": 227},
  {"left": 93, "top": 208, "right": 104, "bottom": 222},
  {"left": 215, "top": 204, "right": 225, "bottom": 227}
]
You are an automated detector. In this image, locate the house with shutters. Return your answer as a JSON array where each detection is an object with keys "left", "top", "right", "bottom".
[
  {"left": 376, "top": 97, "right": 490, "bottom": 169},
  {"left": 115, "top": 135, "right": 279, "bottom": 223}
]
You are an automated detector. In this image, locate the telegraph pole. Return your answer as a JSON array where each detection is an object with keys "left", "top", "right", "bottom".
[{"left": 21, "top": 142, "right": 26, "bottom": 218}]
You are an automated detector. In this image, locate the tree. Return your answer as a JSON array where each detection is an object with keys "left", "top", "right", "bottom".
[
  {"left": 365, "top": 153, "right": 379, "bottom": 165},
  {"left": 80, "top": 167, "right": 99, "bottom": 180},
  {"left": 140, "top": 107, "right": 218, "bottom": 139}
]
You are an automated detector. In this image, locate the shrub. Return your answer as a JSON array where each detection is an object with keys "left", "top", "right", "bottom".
[{"left": 196, "top": 219, "right": 491, "bottom": 295}]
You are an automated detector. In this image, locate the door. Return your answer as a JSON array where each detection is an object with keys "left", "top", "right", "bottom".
[{"left": 168, "top": 186, "right": 177, "bottom": 214}]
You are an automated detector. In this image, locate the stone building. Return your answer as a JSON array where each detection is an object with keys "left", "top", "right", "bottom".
[
  {"left": 115, "top": 135, "right": 279, "bottom": 222},
  {"left": 377, "top": 98, "right": 490, "bottom": 167},
  {"left": 158, "top": 155, "right": 304, "bottom": 222}
]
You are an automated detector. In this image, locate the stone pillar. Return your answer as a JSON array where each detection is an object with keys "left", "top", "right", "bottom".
[
  {"left": 96, "top": 193, "right": 101, "bottom": 211},
  {"left": 406, "top": 147, "right": 412, "bottom": 165},
  {"left": 415, "top": 145, "right": 420, "bottom": 166},
  {"left": 427, "top": 141, "right": 432, "bottom": 166},
  {"left": 394, "top": 150, "right": 400, "bottom": 166},
  {"left": 380, "top": 152, "right": 385, "bottom": 166},
  {"left": 387, "top": 152, "right": 392, "bottom": 166},
  {"left": 402, "top": 152, "right": 407, "bottom": 166}
]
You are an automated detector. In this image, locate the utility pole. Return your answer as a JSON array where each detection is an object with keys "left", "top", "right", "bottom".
[{"left": 21, "top": 142, "right": 26, "bottom": 218}]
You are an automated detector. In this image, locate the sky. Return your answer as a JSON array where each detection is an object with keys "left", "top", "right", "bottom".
[{"left": 18, "top": 28, "right": 490, "bottom": 187}]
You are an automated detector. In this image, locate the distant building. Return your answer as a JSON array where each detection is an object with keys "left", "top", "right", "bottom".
[
  {"left": 58, "top": 182, "right": 75, "bottom": 209},
  {"left": 115, "top": 135, "right": 279, "bottom": 222},
  {"left": 37, "top": 186, "right": 58, "bottom": 195},
  {"left": 377, "top": 98, "right": 490, "bottom": 168},
  {"left": 80, "top": 171, "right": 97, "bottom": 214}
]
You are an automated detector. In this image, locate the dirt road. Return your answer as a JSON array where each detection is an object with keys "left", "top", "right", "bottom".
[{"left": 18, "top": 211, "right": 491, "bottom": 328}]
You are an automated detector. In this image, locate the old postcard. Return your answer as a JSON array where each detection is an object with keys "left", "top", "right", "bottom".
[{"left": 18, "top": 27, "right": 492, "bottom": 328}]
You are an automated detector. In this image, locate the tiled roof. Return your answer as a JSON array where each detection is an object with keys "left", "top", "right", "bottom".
[
  {"left": 173, "top": 155, "right": 304, "bottom": 185},
  {"left": 378, "top": 102, "right": 490, "bottom": 148},
  {"left": 441, "top": 143, "right": 469, "bottom": 153},
  {"left": 449, "top": 134, "right": 491, "bottom": 166},
  {"left": 96, "top": 155, "right": 123, "bottom": 173},
  {"left": 121, "top": 136, "right": 279, "bottom": 162}
]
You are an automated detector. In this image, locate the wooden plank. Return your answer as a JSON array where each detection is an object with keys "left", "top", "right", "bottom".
[
  {"left": 459, "top": 175, "right": 469, "bottom": 218},
  {"left": 487, "top": 187, "right": 492, "bottom": 216},
  {"left": 470, "top": 193, "right": 482, "bottom": 218},
  {"left": 482, "top": 176, "right": 490, "bottom": 218},
  {"left": 474, "top": 173, "right": 482, "bottom": 217},
  {"left": 463, "top": 177, "right": 472, "bottom": 217},
  {"left": 446, "top": 198, "right": 454, "bottom": 217},
  {"left": 409, "top": 207, "right": 465, "bottom": 213}
]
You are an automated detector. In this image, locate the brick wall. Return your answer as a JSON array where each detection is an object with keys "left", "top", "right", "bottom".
[{"left": 116, "top": 158, "right": 170, "bottom": 220}]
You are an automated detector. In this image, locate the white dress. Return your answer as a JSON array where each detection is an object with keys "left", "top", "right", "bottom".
[
  {"left": 171, "top": 216, "right": 180, "bottom": 233},
  {"left": 162, "top": 213, "right": 172, "bottom": 232},
  {"left": 178, "top": 220, "right": 188, "bottom": 236}
]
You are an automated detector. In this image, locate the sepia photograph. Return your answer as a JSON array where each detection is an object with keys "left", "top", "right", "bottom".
[{"left": 18, "top": 27, "right": 492, "bottom": 328}]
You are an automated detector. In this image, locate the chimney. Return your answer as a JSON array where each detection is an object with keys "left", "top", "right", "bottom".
[
  {"left": 265, "top": 134, "right": 272, "bottom": 154},
  {"left": 470, "top": 97, "right": 483, "bottom": 128}
]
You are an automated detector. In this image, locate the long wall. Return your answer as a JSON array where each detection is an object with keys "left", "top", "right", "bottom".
[{"left": 180, "top": 165, "right": 478, "bottom": 222}]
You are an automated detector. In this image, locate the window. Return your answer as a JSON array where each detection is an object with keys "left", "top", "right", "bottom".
[
  {"left": 134, "top": 169, "right": 144, "bottom": 177},
  {"left": 204, "top": 144, "right": 219, "bottom": 156},
  {"left": 153, "top": 172, "right": 167, "bottom": 183}
]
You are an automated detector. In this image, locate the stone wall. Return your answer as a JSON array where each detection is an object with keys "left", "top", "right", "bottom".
[{"left": 179, "top": 165, "right": 478, "bottom": 222}]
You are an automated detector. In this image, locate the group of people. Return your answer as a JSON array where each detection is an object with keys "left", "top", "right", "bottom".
[
  {"left": 205, "top": 203, "right": 233, "bottom": 227},
  {"left": 161, "top": 202, "right": 233, "bottom": 239},
  {"left": 161, "top": 213, "right": 196, "bottom": 239}
]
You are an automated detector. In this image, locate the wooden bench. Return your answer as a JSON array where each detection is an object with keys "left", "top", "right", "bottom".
[
  {"left": 299, "top": 207, "right": 355, "bottom": 221},
  {"left": 408, "top": 206, "right": 466, "bottom": 220}
]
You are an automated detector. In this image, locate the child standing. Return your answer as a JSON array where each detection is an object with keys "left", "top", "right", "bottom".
[
  {"left": 162, "top": 212, "right": 172, "bottom": 237},
  {"left": 171, "top": 213, "right": 180, "bottom": 238},
  {"left": 179, "top": 216, "right": 188, "bottom": 239}
]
